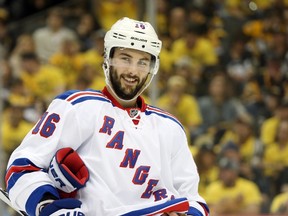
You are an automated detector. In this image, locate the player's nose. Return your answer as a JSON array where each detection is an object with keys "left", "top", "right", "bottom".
[{"left": 126, "top": 63, "right": 139, "bottom": 75}]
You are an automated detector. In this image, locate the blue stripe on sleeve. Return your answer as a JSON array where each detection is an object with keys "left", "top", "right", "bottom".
[
  {"left": 25, "top": 184, "right": 59, "bottom": 216},
  {"left": 187, "top": 202, "right": 209, "bottom": 216},
  {"left": 6, "top": 158, "right": 43, "bottom": 191}
]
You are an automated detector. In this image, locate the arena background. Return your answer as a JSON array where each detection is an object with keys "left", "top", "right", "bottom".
[{"left": 0, "top": 0, "right": 288, "bottom": 216}]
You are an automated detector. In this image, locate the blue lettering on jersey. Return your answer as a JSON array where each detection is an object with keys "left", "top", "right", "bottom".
[
  {"left": 106, "top": 131, "right": 124, "bottom": 150},
  {"left": 153, "top": 188, "right": 168, "bottom": 201},
  {"left": 102, "top": 115, "right": 170, "bottom": 202},
  {"left": 32, "top": 112, "right": 60, "bottom": 138},
  {"left": 141, "top": 179, "right": 159, "bottom": 198},
  {"left": 120, "top": 148, "right": 141, "bottom": 168},
  {"left": 99, "top": 116, "right": 115, "bottom": 135},
  {"left": 132, "top": 166, "right": 151, "bottom": 185}
]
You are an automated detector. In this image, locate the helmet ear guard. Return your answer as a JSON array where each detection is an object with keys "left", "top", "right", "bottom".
[{"left": 102, "top": 17, "right": 162, "bottom": 101}]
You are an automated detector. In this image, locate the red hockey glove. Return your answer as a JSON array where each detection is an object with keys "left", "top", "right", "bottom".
[{"left": 48, "top": 147, "right": 89, "bottom": 198}]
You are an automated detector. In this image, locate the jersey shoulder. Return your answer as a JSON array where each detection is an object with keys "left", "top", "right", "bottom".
[
  {"left": 145, "top": 104, "right": 184, "bottom": 131},
  {"left": 55, "top": 89, "right": 111, "bottom": 105}
]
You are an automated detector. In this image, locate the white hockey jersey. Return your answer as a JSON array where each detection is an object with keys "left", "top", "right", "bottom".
[{"left": 6, "top": 87, "right": 209, "bottom": 216}]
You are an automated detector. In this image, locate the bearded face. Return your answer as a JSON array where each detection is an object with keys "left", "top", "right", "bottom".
[
  {"left": 107, "top": 47, "right": 153, "bottom": 101},
  {"left": 109, "top": 66, "right": 148, "bottom": 100}
]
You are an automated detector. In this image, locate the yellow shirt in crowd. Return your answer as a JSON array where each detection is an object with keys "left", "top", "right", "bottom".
[
  {"left": 171, "top": 37, "right": 218, "bottom": 67},
  {"left": 221, "top": 130, "right": 260, "bottom": 162},
  {"left": 95, "top": 0, "right": 137, "bottom": 31},
  {"left": 2, "top": 119, "right": 34, "bottom": 154},
  {"left": 270, "top": 192, "right": 288, "bottom": 214},
  {"left": 204, "top": 177, "right": 262, "bottom": 209},
  {"left": 157, "top": 93, "right": 202, "bottom": 129},
  {"left": 263, "top": 141, "right": 288, "bottom": 176},
  {"left": 260, "top": 117, "right": 279, "bottom": 146},
  {"left": 49, "top": 52, "right": 85, "bottom": 88},
  {"left": 21, "top": 65, "right": 66, "bottom": 102}
]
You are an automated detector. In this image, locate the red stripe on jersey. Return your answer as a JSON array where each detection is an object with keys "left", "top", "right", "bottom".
[
  {"left": 67, "top": 91, "right": 105, "bottom": 102},
  {"left": 199, "top": 202, "right": 210, "bottom": 216},
  {"left": 5, "top": 165, "right": 41, "bottom": 186},
  {"left": 146, "top": 106, "right": 177, "bottom": 119},
  {"left": 146, "top": 199, "right": 189, "bottom": 216}
]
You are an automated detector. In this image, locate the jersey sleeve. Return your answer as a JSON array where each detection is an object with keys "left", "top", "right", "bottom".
[
  {"left": 170, "top": 125, "right": 209, "bottom": 216},
  {"left": 5, "top": 97, "right": 91, "bottom": 215}
]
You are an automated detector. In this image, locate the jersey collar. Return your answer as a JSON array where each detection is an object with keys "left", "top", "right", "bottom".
[{"left": 102, "top": 87, "right": 147, "bottom": 111}]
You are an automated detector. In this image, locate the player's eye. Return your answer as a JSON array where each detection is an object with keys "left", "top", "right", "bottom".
[
  {"left": 138, "top": 60, "right": 148, "bottom": 66},
  {"left": 120, "top": 57, "right": 131, "bottom": 65},
  {"left": 137, "top": 60, "right": 150, "bottom": 71}
]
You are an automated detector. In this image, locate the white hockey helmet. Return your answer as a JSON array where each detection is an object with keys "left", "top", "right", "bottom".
[{"left": 103, "top": 17, "right": 162, "bottom": 101}]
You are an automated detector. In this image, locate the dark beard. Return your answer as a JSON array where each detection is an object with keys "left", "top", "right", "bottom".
[{"left": 110, "top": 68, "right": 147, "bottom": 100}]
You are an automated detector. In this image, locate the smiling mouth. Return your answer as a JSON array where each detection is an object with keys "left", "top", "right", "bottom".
[{"left": 122, "top": 76, "right": 138, "bottom": 86}]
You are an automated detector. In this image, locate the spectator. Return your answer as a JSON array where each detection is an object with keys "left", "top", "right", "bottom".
[
  {"left": 194, "top": 144, "right": 219, "bottom": 198},
  {"left": 1, "top": 104, "right": 34, "bottom": 182},
  {"left": 49, "top": 38, "right": 85, "bottom": 89},
  {"left": 168, "top": 7, "right": 187, "bottom": 41},
  {"left": 220, "top": 0, "right": 248, "bottom": 53},
  {"left": 7, "top": 78, "right": 34, "bottom": 110},
  {"left": 197, "top": 72, "right": 250, "bottom": 144},
  {"left": 206, "top": 15, "right": 227, "bottom": 57},
  {"left": 33, "top": 7, "right": 77, "bottom": 63},
  {"left": 8, "top": 33, "right": 36, "bottom": 78},
  {"left": 220, "top": 116, "right": 264, "bottom": 169},
  {"left": 154, "top": 0, "right": 170, "bottom": 36},
  {"left": 261, "top": 87, "right": 283, "bottom": 119},
  {"left": 260, "top": 99, "right": 288, "bottom": 146},
  {"left": 94, "top": 0, "right": 137, "bottom": 31},
  {"left": 75, "top": 13, "right": 99, "bottom": 52},
  {"left": 205, "top": 157, "right": 262, "bottom": 215},
  {"left": 187, "top": 5, "right": 207, "bottom": 26},
  {"left": 19, "top": 52, "right": 66, "bottom": 104},
  {"left": 74, "top": 64, "right": 105, "bottom": 91},
  {"left": 219, "top": 117, "right": 269, "bottom": 212},
  {"left": 82, "top": 29, "right": 106, "bottom": 74},
  {"left": 157, "top": 75, "right": 203, "bottom": 144},
  {"left": 263, "top": 119, "right": 288, "bottom": 196},
  {"left": 220, "top": 34, "right": 255, "bottom": 96},
  {"left": 158, "top": 31, "right": 174, "bottom": 77},
  {"left": 270, "top": 191, "right": 288, "bottom": 215},
  {"left": 170, "top": 22, "right": 218, "bottom": 69},
  {"left": 173, "top": 56, "right": 204, "bottom": 97},
  {"left": 240, "top": 80, "right": 266, "bottom": 132},
  {"left": 260, "top": 53, "right": 288, "bottom": 96}
]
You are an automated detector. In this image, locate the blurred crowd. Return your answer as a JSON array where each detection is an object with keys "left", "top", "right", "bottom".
[{"left": 1, "top": 0, "right": 288, "bottom": 215}]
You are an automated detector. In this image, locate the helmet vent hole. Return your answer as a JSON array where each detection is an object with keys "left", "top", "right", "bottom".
[
  {"left": 142, "top": 45, "right": 145, "bottom": 48},
  {"left": 131, "top": 42, "right": 134, "bottom": 46}
]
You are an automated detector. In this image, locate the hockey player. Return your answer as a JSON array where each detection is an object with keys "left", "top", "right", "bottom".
[{"left": 5, "top": 17, "right": 209, "bottom": 216}]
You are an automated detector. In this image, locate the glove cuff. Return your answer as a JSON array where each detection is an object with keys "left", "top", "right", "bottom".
[
  {"left": 48, "top": 148, "right": 89, "bottom": 194},
  {"left": 36, "top": 199, "right": 55, "bottom": 216},
  {"left": 39, "top": 198, "right": 83, "bottom": 216}
]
